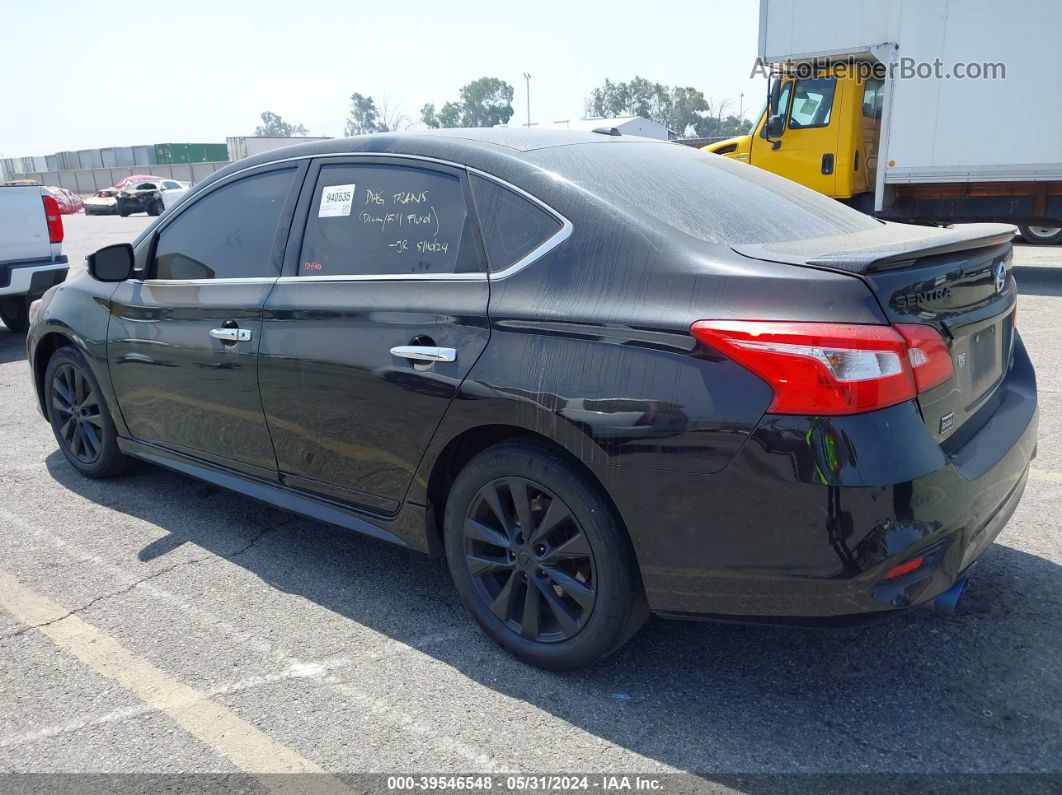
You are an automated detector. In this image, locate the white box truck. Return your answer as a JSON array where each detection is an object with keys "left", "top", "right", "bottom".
[{"left": 705, "top": 0, "right": 1062, "bottom": 242}]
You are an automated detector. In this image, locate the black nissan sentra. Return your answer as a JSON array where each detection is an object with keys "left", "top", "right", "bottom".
[{"left": 27, "top": 130, "right": 1037, "bottom": 669}]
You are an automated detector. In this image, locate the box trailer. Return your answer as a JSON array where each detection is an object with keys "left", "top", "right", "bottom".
[
  {"left": 705, "top": 0, "right": 1062, "bottom": 242},
  {"left": 226, "top": 136, "right": 332, "bottom": 161}
]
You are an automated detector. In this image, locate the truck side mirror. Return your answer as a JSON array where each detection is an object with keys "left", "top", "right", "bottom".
[
  {"left": 87, "top": 243, "right": 135, "bottom": 282},
  {"left": 765, "top": 115, "right": 785, "bottom": 139},
  {"left": 768, "top": 77, "right": 782, "bottom": 116}
]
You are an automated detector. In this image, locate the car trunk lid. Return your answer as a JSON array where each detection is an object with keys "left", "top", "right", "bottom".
[{"left": 732, "top": 222, "right": 1018, "bottom": 442}]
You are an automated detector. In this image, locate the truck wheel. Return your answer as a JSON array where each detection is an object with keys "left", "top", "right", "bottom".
[
  {"left": 0, "top": 296, "right": 30, "bottom": 334},
  {"left": 444, "top": 440, "right": 649, "bottom": 670},
  {"left": 1018, "top": 225, "right": 1062, "bottom": 245},
  {"left": 45, "top": 347, "right": 134, "bottom": 478}
]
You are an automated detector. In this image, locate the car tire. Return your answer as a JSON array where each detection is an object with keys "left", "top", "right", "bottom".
[
  {"left": 147, "top": 199, "right": 164, "bottom": 217},
  {"left": 443, "top": 439, "right": 648, "bottom": 670},
  {"left": 1018, "top": 225, "right": 1062, "bottom": 245},
  {"left": 45, "top": 347, "right": 134, "bottom": 478},
  {"left": 0, "top": 296, "right": 30, "bottom": 333}
]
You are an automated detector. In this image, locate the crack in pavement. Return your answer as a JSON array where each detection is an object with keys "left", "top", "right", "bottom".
[{"left": 0, "top": 522, "right": 284, "bottom": 640}]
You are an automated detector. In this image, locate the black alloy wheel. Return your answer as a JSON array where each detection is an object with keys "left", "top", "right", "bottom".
[
  {"left": 45, "top": 347, "right": 134, "bottom": 478},
  {"left": 51, "top": 363, "right": 104, "bottom": 465},
  {"left": 463, "top": 476, "right": 596, "bottom": 643},
  {"left": 444, "top": 440, "right": 648, "bottom": 669}
]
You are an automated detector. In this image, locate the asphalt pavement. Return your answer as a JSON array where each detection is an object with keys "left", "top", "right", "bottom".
[{"left": 0, "top": 213, "right": 1060, "bottom": 784}]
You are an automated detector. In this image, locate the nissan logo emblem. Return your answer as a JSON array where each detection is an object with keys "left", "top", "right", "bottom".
[{"left": 994, "top": 260, "right": 1007, "bottom": 293}]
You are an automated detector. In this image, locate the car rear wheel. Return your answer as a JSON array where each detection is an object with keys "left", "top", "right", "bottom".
[
  {"left": 1018, "top": 225, "right": 1062, "bottom": 245},
  {"left": 147, "top": 199, "right": 164, "bottom": 216},
  {"left": 45, "top": 347, "right": 134, "bottom": 478},
  {"left": 0, "top": 297, "right": 30, "bottom": 333},
  {"left": 444, "top": 440, "right": 648, "bottom": 669}
]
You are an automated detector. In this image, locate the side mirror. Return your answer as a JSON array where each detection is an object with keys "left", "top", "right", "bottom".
[
  {"left": 765, "top": 114, "right": 785, "bottom": 139},
  {"left": 87, "top": 243, "right": 135, "bottom": 282},
  {"left": 768, "top": 77, "right": 782, "bottom": 116}
]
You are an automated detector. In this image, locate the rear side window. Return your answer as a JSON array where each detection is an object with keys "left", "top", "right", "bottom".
[
  {"left": 154, "top": 169, "right": 295, "bottom": 280},
  {"left": 298, "top": 163, "right": 481, "bottom": 276},
  {"left": 471, "top": 174, "right": 562, "bottom": 272},
  {"left": 862, "top": 79, "right": 885, "bottom": 119}
]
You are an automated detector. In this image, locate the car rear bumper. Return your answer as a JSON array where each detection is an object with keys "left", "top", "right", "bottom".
[
  {"left": 599, "top": 334, "right": 1038, "bottom": 623},
  {"left": 0, "top": 257, "right": 69, "bottom": 298}
]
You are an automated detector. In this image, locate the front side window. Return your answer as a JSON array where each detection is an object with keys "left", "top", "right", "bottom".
[
  {"left": 788, "top": 78, "right": 836, "bottom": 128},
  {"left": 298, "top": 163, "right": 481, "bottom": 277},
  {"left": 162, "top": 181, "right": 182, "bottom": 190},
  {"left": 153, "top": 168, "right": 295, "bottom": 280},
  {"left": 471, "top": 174, "right": 562, "bottom": 272}
]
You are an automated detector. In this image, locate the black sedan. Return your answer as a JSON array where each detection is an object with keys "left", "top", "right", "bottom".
[{"left": 26, "top": 130, "right": 1037, "bottom": 669}]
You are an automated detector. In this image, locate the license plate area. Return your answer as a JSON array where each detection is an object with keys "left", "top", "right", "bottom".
[{"left": 952, "top": 316, "right": 1008, "bottom": 410}]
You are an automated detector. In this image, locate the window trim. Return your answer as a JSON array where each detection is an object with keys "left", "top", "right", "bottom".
[{"left": 138, "top": 151, "right": 571, "bottom": 284}]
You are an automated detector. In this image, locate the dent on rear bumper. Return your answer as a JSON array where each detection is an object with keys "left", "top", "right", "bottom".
[{"left": 601, "top": 338, "right": 1038, "bottom": 621}]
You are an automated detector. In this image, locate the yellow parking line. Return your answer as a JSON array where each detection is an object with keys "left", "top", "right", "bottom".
[
  {"left": 1030, "top": 468, "right": 1062, "bottom": 484},
  {"left": 0, "top": 569, "right": 345, "bottom": 789}
]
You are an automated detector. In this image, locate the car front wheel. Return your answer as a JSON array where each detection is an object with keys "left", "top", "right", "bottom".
[
  {"left": 45, "top": 347, "right": 134, "bottom": 478},
  {"left": 444, "top": 440, "right": 648, "bottom": 669}
]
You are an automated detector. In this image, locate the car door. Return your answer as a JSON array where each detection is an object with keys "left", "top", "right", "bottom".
[
  {"left": 107, "top": 164, "right": 305, "bottom": 477},
  {"left": 159, "top": 180, "right": 188, "bottom": 209},
  {"left": 257, "top": 157, "right": 490, "bottom": 514}
]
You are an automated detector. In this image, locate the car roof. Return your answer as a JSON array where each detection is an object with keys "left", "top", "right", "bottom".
[{"left": 224, "top": 128, "right": 666, "bottom": 171}]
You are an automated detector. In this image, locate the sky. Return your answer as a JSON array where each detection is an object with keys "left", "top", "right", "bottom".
[{"left": 0, "top": 0, "right": 764, "bottom": 158}]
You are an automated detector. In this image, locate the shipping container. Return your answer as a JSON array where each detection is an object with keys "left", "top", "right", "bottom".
[
  {"left": 99, "top": 146, "right": 137, "bottom": 168},
  {"left": 131, "top": 145, "right": 155, "bottom": 166},
  {"left": 226, "top": 135, "right": 332, "bottom": 161},
  {"left": 45, "top": 155, "right": 58, "bottom": 171},
  {"left": 56, "top": 151, "right": 79, "bottom": 170},
  {"left": 153, "top": 142, "right": 229, "bottom": 164},
  {"left": 76, "top": 149, "right": 103, "bottom": 169}
]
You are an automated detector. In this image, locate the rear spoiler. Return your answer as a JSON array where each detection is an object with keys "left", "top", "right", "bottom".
[{"left": 731, "top": 222, "right": 1016, "bottom": 274}]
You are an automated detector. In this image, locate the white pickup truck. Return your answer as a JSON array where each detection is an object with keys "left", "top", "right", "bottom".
[{"left": 0, "top": 186, "right": 69, "bottom": 333}]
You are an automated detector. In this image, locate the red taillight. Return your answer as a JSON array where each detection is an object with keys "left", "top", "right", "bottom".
[
  {"left": 883, "top": 555, "right": 925, "bottom": 581},
  {"left": 690, "top": 320, "right": 953, "bottom": 415},
  {"left": 895, "top": 323, "right": 953, "bottom": 392},
  {"left": 42, "top": 195, "right": 64, "bottom": 243}
]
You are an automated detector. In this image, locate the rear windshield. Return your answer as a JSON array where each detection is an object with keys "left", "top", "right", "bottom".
[{"left": 529, "top": 142, "right": 880, "bottom": 246}]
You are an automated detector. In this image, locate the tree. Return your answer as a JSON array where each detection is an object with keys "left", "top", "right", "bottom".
[
  {"left": 584, "top": 77, "right": 752, "bottom": 138},
  {"left": 421, "top": 77, "right": 514, "bottom": 128},
  {"left": 345, "top": 92, "right": 410, "bottom": 136},
  {"left": 345, "top": 93, "right": 385, "bottom": 136},
  {"left": 376, "top": 95, "right": 410, "bottom": 132},
  {"left": 254, "top": 111, "right": 308, "bottom": 137}
]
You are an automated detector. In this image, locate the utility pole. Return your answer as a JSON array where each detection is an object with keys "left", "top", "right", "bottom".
[{"left": 523, "top": 73, "right": 532, "bottom": 127}]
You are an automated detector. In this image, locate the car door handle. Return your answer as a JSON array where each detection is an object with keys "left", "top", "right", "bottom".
[
  {"left": 210, "top": 327, "right": 253, "bottom": 342},
  {"left": 389, "top": 345, "right": 456, "bottom": 363}
]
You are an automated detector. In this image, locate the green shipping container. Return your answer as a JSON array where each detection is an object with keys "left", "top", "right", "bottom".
[{"left": 153, "top": 143, "right": 229, "bottom": 165}]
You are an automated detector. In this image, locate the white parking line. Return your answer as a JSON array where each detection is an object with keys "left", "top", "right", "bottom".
[
  {"left": 1030, "top": 468, "right": 1062, "bottom": 484},
  {"left": 0, "top": 569, "right": 347, "bottom": 789}
]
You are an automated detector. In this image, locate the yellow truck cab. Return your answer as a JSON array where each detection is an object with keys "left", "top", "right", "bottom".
[
  {"left": 707, "top": 0, "right": 1062, "bottom": 243},
  {"left": 704, "top": 66, "right": 882, "bottom": 207}
]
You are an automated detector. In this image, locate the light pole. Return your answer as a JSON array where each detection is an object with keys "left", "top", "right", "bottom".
[{"left": 523, "top": 73, "right": 532, "bottom": 128}]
